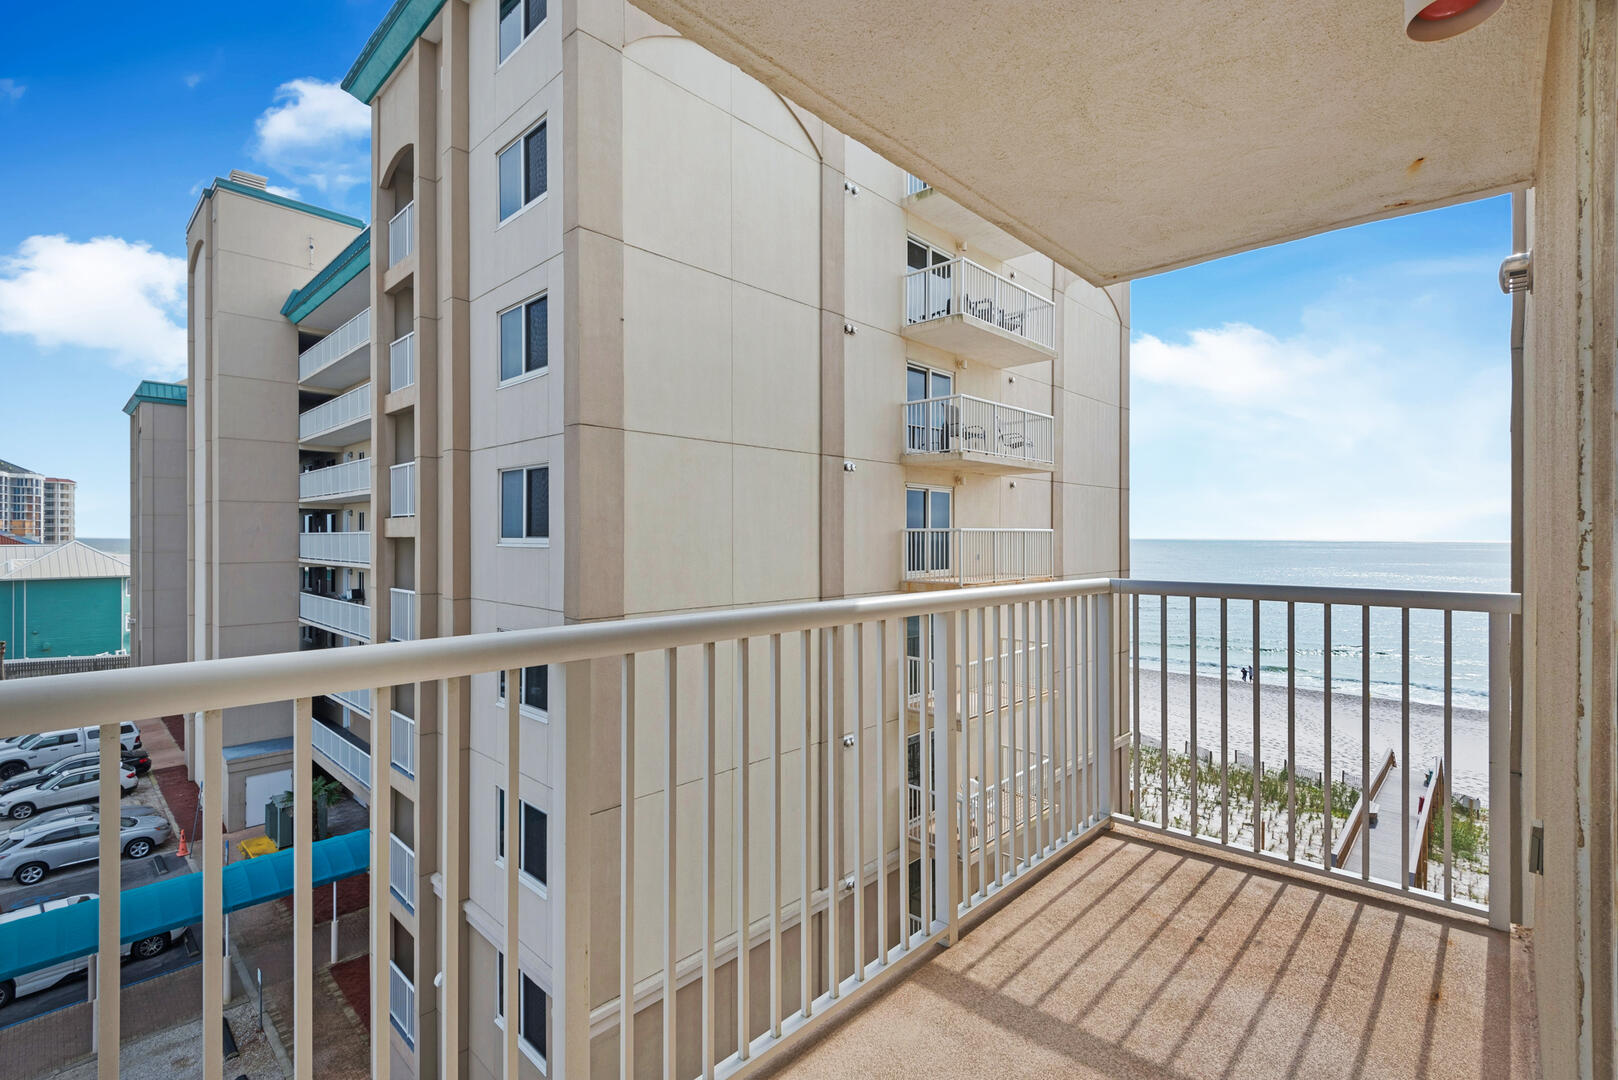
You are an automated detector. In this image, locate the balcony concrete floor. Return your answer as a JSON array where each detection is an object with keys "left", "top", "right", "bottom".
[{"left": 773, "top": 827, "right": 1539, "bottom": 1080}]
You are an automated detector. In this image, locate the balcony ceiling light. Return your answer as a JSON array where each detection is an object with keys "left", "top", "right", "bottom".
[{"left": 1405, "top": 0, "right": 1506, "bottom": 41}]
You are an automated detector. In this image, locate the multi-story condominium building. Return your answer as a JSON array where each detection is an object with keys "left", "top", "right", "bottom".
[
  {"left": 0, "top": 460, "right": 78, "bottom": 543},
  {"left": 42, "top": 477, "right": 76, "bottom": 543},
  {"left": 167, "top": 1, "right": 1127, "bottom": 1073},
  {"left": 125, "top": 380, "right": 188, "bottom": 667}
]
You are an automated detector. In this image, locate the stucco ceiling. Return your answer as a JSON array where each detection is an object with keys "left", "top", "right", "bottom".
[{"left": 633, "top": 0, "right": 1553, "bottom": 283}]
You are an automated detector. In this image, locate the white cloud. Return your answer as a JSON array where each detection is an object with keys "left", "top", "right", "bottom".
[
  {"left": 266, "top": 184, "right": 302, "bottom": 199},
  {"left": 184, "top": 72, "right": 204, "bottom": 89},
  {"left": 252, "top": 78, "right": 370, "bottom": 200},
  {"left": 0, "top": 235, "right": 186, "bottom": 379},
  {"left": 0, "top": 79, "right": 24, "bottom": 102}
]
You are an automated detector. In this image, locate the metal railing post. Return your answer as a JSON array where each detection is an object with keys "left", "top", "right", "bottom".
[
  {"left": 1097, "top": 592, "right": 1114, "bottom": 817},
  {"left": 1488, "top": 611, "right": 1512, "bottom": 930}
]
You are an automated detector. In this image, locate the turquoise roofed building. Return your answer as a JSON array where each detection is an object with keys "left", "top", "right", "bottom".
[{"left": 0, "top": 540, "right": 131, "bottom": 660}]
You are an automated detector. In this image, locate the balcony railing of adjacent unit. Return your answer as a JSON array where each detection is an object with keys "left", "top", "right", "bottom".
[
  {"left": 298, "top": 383, "right": 371, "bottom": 443},
  {"left": 330, "top": 686, "right": 372, "bottom": 716},
  {"left": 389, "top": 332, "right": 416, "bottom": 392},
  {"left": 389, "top": 962, "right": 416, "bottom": 1048},
  {"left": 904, "top": 527, "right": 1053, "bottom": 585},
  {"left": 903, "top": 394, "right": 1054, "bottom": 468},
  {"left": 390, "top": 461, "right": 416, "bottom": 518},
  {"left": 905, "top": 640, "right": 1051, "bottom": 712},
  {"left": 389, "top": 833, "right": 416, "bottom": 911},
  {"left": 389, "top": 202, "right": 415, "bottom": 268},
  {"left": 312, "top": 717, "right": 371, "bottom": 788},
  {"left": 391, "top": 709, "right": 416, "bottom": 778},
  {"left": 298, "top": 309, "right": 371, "bottom": 382},
  {"left": 299, "top": 591, "right": 371, "bottom": 641},
  {"left": 905, "top": 172, "right": 930, "bottom": 196},
  {"left": 299, "top": 530, "right": 370, "bottom": 567},
  {"left": 390, "top": 588, "right": 417, "bottom": 642},
  {"left": 904, "top": 258, "right": 1055, "bottom": 350},
  {"left": 299, "top": 458, "right": 371, "bottom": 502},
  {"left": 0, "top": 576, "right": 1519, "bottom": 1080}
]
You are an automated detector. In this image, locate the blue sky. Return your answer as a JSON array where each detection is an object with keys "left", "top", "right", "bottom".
[{"left": 0, "top": 5, "right": 1511, "bottom": 542}]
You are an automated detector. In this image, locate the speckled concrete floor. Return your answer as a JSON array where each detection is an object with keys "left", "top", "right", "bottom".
[{"left": 769, "top": 829, "right": 1539, "bottom": 1080}]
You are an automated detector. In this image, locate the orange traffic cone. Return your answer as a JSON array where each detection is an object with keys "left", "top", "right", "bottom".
[{"left": 176, "top": 828, "right": 190, "bottom": 858}]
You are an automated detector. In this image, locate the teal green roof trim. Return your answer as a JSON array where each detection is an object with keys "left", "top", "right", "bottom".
[
  {"left": 343, "top": 0, "right": 447, "bottom": 104},
  {"left": 281, "top": 227, "right": 372, "bottom": 323},
  {"left": 122, "top": 380, "right": 187, "bottom": 416},
  {"left": 0, "top": 829, "right": 370, "bottom": 983}
]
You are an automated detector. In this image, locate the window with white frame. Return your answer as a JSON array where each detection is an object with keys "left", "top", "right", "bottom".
[
  {"left": 520, "top": 801, "right": 547, "bottom": 890},
  {"left": 498, "top": 0, "right": 546, "bottom": 63},
  {"left": 498, "top": 120, "right": 548, "bottom": 221},
  {"left": 499, "top": 466, "right": 549, "bottom": 543},
  {"left": 499, "top": 295, "right": 548, "bottom": 382},
  {"left": 520, "top": 974, "right": 547, "bottom": 1065},
  {"left": 498, "top": 664, "right": 549, "bottom": 715}
]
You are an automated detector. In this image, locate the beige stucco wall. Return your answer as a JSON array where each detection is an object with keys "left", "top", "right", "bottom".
[{"left": 129, "top": 398, "right": 188, "bottom": 667}]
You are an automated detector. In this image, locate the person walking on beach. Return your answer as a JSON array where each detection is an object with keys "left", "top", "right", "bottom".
[{"left": 1240, "top": 665, "right": 1250, "bottom": 682}]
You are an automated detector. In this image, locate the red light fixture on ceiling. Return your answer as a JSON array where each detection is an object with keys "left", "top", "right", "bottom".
[{"left": 1405, "top": 0, "right": 1506, "bottom": 40}]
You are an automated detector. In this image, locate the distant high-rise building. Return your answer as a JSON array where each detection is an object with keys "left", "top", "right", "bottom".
[{"left": 0, "top": 458, "right": 74, "bottom": 543}]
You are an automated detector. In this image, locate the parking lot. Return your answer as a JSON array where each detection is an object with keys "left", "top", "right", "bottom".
[{"left": 0, "top": 738, "right": 198, "bottom": 1032}]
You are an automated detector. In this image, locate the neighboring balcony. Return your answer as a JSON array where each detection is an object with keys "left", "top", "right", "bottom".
[
  {"left": 389, "top": 833, "right": 416, "bottom": 912},
  {"left": 389, "top": 331, "right": 416, "bottom": 393},
  {"left": 299, "top": 591, "right": 371, "bottom": 641},
  {"left": 311, "top": 716, "right": 371, "bottom": 789},
  {"left": 388, "top": 202, "right": 415, "bottom": 268},
  {"left": 388, "top": 962, "right": 416, "bottom": 1048},
  {"left": 902, "top": 394, "right": 1055, "bottom": 473},
  {"left": 391, "top": 709, "right": 416, "bottom": 779},
  {"left": 299, "top": 384, "right": 372, "bottom": 448},
  {"left": 298, "top": 458, "right": 370, "bottom": 503},
  {"left": 902, "top": 259, "right": 1057, "bottom": 367},
  {"left": 390, "top": 588, "right": 417, "bottom": 642},
  {"left": 903, "top": 527, "right": 1054, "bottom": 587},
  {"left": 390, "top": 462, "right": 416, "bottom": 518},
  {"left": 298, "top": 530, "right": 370, "bottom": 568},
  {"left": 298, "top": 309, "right": 371, "bottom": 390},
  {"left": 330, "top": 687, "right": 372, "bottom": 717},
  {"left": 902, "top": 175, "right": 1034, "bottom": 263}
]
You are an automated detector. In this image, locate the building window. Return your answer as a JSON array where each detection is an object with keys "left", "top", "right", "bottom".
[
  {"left": 495, "top": 951, "right": 505, "bottom": 1020},
  {"left": 498, "top": 665, "right": 549, "bottom": 715},
  {"left": 495, "top": 787, "right": 506, "bottom": 862},
  {"left": 499, "top": 466, "right": 549, "bottom": 543},
  {"left": 520, "top": 974, "right": 547, "bottom": 1064},
  {"left": 520, "top": 802, "right": 547, "bottom": 890},
  {"left": 498, "top": 121, "right": 548, "bottom": 221},
  {"left": 499, "top": 295, "right": 548, "bottom": 381},
  {"left": 498, "top": 0, "right": 546, "bottom": 63}
]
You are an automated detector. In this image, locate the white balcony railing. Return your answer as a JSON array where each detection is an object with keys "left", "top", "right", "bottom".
[
  {"left": 299, "top": 530, "right": 370, "bottom": 567},
  {"left": 391, "top": 709, "right": 416, "bottom": 778},
  {"left": 389, "top": 332, "right": 416, "bottom": 392},
  {"left": 298, "top": 458, "right": 370, "bottom": 502},
  {"left": 389, "top": 833, "right": 416, "bottom": 911},
  {"left": 298, "top": 383, "right": 371, "bottom": 443},
  {"left": 311, "top": 718, "right": 371, "bottom": 788},
  {"left": 298, "top": 308, "right": 370, "bottom": 382},
  {"left": 903, "top": 528, "right": 1053, "bottom": 585},
  {"left": 0, "top": 576, "right": 1519, "bottom": 1080},
  {"left": 903, "top": 394, "right": 1054, "bottom": 467},
  {"left": 904, "top": 173, "right": 930, "bottom": 197},
  {"left": 299, "top": 592, "right": 371, "bottom": 641},
  {"left": 390, "top": 588, "right": 416, "bottom": 642},
  {"left": 388, "top": 962, "right": 416, "bottom": 1047},
  {"left": 904, "top": 258, "right": 1056, "bottom": 350},
  {"left": 389, "top": 202, "right": 415, "bottom": 268},
  {"left": 330, "top": 686, "right": 372, "bottom": 716},
  {"left": 390, "top": 461, "right": 416, "bottom": 518}
]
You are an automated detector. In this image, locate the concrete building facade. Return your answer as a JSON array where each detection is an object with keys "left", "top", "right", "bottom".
[
  {"left": 175, "top": 1, "right": 1127, "bottom": 1074},
  {"left": 0, "top": 459, "right": 75, "bottom": 543},
  {"left": 125, "top": 380, "right": 189, "bottom": 668}
]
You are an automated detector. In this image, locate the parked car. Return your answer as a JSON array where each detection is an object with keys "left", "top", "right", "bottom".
[
  {"left": 0, "top": 809, "right": 172, "bottom": 885},
  {"left": 0, "top": 893, "right": 170, "bottom": 1009},
  {"left": 1, "top": 750, "right": 148, "bottom": 795},
  {"left": 0, "top": 726, "right": 141, "bottom": 781},
  {"left": 0, "top": 766, "right": 138, "bottom": 820}
]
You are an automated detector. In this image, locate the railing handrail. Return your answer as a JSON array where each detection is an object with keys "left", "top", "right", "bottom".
[
  {"left": 389, "top": 202, "right": 414, "bottom": 227},
  {"left": 906, "top": 527, "right": 1053, "bottom": 536},
  {"left": 298, "top": 457, "right": 371, "bottom": 499},
  {"left": 1114, "top": 577, "right": 1522, "bottom": 614},
  {"left": 903, "top": 392, "right": 1053, "bottom": 419},
  {"left": 903, "top": 255, "right": 1051, "bottom": 309},
  {"left": 299, "top": 383, "right": 371, "bottom": 439},
  {"left": 297, "top": 308, "right": 371, "bottom": 380}
]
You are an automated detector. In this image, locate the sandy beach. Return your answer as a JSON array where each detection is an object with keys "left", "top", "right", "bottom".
[{"left": 1131, "top": 667, "right": 1492, "bottom": 801}]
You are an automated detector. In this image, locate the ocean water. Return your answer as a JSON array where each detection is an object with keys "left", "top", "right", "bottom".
[{"left": 1129, "top": 539, "right": 1510, "bottom": 711}]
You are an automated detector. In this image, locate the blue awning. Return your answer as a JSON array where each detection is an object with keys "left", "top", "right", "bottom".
[{"left": 0, "top": 829, "right": 369, "bottom": 983}]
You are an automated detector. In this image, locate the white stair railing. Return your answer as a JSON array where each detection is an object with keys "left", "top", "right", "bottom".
[{"left": 311, "top": 718, "right": 371, "bottom": 788}]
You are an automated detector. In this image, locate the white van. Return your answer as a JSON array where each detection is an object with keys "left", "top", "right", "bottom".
[
  {"left": 0, "top": 725, "right": 142, "bottom": 781},
  {"left": 0, "top": 893, "right": 170, "bottom": 1009}
]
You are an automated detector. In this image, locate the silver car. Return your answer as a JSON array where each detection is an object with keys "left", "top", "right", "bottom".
[
  {"left": 0, "top": 892, "right": 170, "bottom": 1009},
  {"left": 0, "top": 765, "right": 136, "bottom": 821},
  {"left": 0, "top": 810, "right": 173, "bottom": 885}
]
